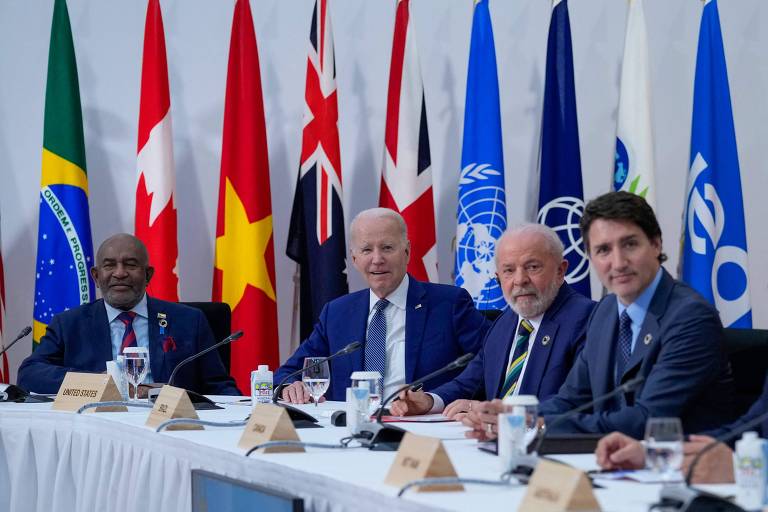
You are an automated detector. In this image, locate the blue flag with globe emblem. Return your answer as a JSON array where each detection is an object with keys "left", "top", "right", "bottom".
[
  {"left": 454, "top": 0, "right": 507, "bottom": 311},
  {"left": 536, "top": 0, "right": 590, "bottom": 297},
  {"left": 681, "top": 0, "right": 751, "bottom": 328}
]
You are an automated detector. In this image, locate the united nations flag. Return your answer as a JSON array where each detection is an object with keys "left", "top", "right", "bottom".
[
  {"left": 454, "top": 0, "right": 507, "bottom": 310},
  {"left": 32, "top": 0, "right": 95, "bottom": 347}
]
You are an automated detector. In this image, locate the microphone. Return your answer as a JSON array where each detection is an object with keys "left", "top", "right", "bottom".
[
  {"left": 656, "top": 408, "right": 768, "bottom": 512},
  {"left": 271, "top": 341, "right": 362, "bottom": 426},
  {"left": 0, "top": 326, "right": 33, "bottom": 357},
  {"left": 359, "top": 352, "right": 474, "bottom": 451},
  {"left": 530, "top": 375, "right": 646, "bottom": 455},
  {"left": 167, "top": 330, "right": 243, "bottom": 387}
]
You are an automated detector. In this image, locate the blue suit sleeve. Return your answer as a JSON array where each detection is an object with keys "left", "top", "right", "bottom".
[
  {"left": 17, "top": 317, "right": 79, "bottom": 394},
  {"left": 274, "top": 303, "right": 332, "bottom": 387}
]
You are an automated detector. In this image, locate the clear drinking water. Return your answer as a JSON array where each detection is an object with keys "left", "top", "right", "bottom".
[
  {"left": 303, "top": 378, "right": 330, "bottom": 398},
  {"left": 124, "top": 356, "right": 148, "bottom": 388},
  {"left": 646, "top": 440, "right": 684, "bottom": 475}
]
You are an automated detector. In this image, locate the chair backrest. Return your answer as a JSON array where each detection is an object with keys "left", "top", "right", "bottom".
[
  {"left": 181, "top": 302, "right": 232, "bottom": 373},
  {"left": 724, "top": 327, "right": 768, "bottom": 418},
  {"left": 479, "top": 309, "right": 503, "bottom": 322}
]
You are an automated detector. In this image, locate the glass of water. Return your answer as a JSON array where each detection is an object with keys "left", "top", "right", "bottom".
[
  {"left": 122, "top": 347, "right": 150, "bottom": 401},
  {"left": 644, "top": 417, "right": 684, "bottom": 482},
  {"left": 302, "top": 357, "right": 330, "bottom": 407},
  {"left": 350, "top": 371, "right": 382, "bottom": 417}
]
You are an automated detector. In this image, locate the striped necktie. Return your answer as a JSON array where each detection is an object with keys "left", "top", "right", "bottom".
[
  {"left": 499, "top": 318, "right": 534, "bottom": 398},
  {"left": 364, "top": 299, "right": 389, "bottom": 390},
  {"left": 616, "top": 310, "right": 633, "bottom": 384},
  {"left": 118, "top": 311, "right": 138, "bottom": 354}
]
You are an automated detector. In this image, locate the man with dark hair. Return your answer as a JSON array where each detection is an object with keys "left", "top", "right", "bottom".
[
  {"left": 18, "top": 233, "right": 239, "bottom": 396},
  {"left": 463, "top": 191, "right": 733, "bottom": 439}
]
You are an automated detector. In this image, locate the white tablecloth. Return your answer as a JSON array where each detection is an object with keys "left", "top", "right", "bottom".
[{"left": 0, "top": 399, "right": 737, "bottom": 512}]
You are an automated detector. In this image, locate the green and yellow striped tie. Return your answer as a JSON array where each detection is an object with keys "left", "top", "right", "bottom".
[{"left": 499, "top": 319, "right": 534, "bottom": 398}]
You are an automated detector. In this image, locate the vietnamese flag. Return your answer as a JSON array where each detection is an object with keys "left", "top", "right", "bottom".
[
  {"left": 212, "top": 0, "right": 279, "bottom": 392},
  {"left": 135, "top": 0, "right": 179, "bottom": 301}
]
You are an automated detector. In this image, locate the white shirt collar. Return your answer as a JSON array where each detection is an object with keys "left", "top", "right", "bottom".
[
  {"left": 104, "top": 293, "right": 148, "bottom": 322},
  {"left": 368, "top": 274, "right": 409, "bottom": 312}
]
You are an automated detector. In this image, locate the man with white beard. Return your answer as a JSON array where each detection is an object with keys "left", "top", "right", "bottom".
[{"left": 390, "top": 224, "right": 595, "bottom": 418}]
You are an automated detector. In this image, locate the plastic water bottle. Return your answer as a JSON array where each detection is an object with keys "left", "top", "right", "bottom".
[
  {"left": 733, "top": 431, "right": 766, "bottom": 510},
  {"left": 250, "top": 365, "right": 273, "bottom": 405}
]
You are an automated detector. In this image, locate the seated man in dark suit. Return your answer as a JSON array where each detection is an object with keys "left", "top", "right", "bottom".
[
  {"left": 18, "top": 233, "right": 238, "bottom": 396},
  {"left": 275, "top": 208, "right": 489, "bottom": 403},
  {"left": 463, "top": 192, "right": 734, "bottom": 439},
  {"left": 596, "top": 372, "right": 768, "bottom": 483},
  {"left": 390, "top": 223, "right": 594, "bottom": 417}
]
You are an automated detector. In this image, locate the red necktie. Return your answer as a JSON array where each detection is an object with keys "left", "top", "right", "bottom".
[{"left": 118, "top": 311, "right": 138, "bottom": 354}]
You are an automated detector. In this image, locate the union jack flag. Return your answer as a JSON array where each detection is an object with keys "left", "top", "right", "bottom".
[
  {"left": 379, "top": 0, "right": 437, "bottom": 283},
  {"left": 287, "top": 0, "right": 348, "bottom": 341}
]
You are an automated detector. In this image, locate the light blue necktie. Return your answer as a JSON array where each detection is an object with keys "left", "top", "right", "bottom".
[{"left": 364, "top": 299, "right": 389, "bottom": 390}]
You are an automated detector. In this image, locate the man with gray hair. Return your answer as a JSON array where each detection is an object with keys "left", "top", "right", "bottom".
[
  {"left": 391, "top": 223, "right": 594, "bottom": 417},
  {"left": 275, "top": 207, "right": 488, "bottom": 403}
]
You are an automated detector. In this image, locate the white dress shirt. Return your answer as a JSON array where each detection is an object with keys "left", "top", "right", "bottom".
[
  {"left": 104, "top": 293, "right": 153, "bottom": 382},
  {"left": 367, "top": 275, "right": 408, "bottom": 399}
]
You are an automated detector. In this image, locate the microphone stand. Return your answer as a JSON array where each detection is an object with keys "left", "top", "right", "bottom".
[
  {"left": 0, "top": 326, "right": 32, "bottom": 357},
  {"left": 271, "top": 341, "right": 362, "bottom": 427},
  {"left": 357, "top": 353, "right": 474, "bottom": 451}
]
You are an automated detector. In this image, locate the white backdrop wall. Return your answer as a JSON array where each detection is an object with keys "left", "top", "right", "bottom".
[{"left": 1, "top": 0, "right": 766, "bottom": 383}]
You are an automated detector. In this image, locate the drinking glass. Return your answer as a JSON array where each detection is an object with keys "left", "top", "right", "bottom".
[
  {"left": 123, "top": 347, "right": 150, "bottom": 401},
  {"left": 644, "top": 417, "right": 684, "bottom": 482},
  {"left": 302, "top": 357, "right": 330, "bottom": 407},
  {"left": 350, "top": 371, "right": 382, "bottom": 417}
]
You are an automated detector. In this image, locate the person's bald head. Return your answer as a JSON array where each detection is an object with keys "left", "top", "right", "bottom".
[{"left": 90, "top": 234, "right": 154, "bottom": 310}]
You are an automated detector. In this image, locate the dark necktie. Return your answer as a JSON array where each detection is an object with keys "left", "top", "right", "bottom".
[
  {"left": 616, "top": 310, "right": 633, "bottom": 382},
  {"left": 364, "top": 299, "right": 389, "bottom": 390},
  {"left": 499, "top": 319, "right": 534, "bottom": 398},
  {"left": 118, "top": 311, "right": 138, "bottom": 354}
]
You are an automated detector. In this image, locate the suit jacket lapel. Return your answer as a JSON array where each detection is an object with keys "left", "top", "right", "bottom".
[
  {"left": 594, "top": 299, "right": 619, "bottom": 398},
  {"left": 488, "top": 311, "right": 518, "bottom": 398},
  {"left": 93, "top": 300, "right": 114, "bottom": 363},
  {"left": 350, "top": 292, "right": 369, "bottom": 373},
  {"left": 404, "top": 277, "right": 427, "bottom": 383},
  {"left": 520, "top": 319, "right": 557, "bottom": 396},
  {"left": 146, "top": 297, "right": 166, "bottom": 381},
  {"left": 620, "top": 270, "right": 673, "bottom": 383}
]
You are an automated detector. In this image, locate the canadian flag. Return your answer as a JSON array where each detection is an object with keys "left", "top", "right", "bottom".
[
  {"left": 378, "top": 0, "right": 437, "bottom": 283},
  {"left": 135, "top": 0, "right": 178, "bottom": 301}
]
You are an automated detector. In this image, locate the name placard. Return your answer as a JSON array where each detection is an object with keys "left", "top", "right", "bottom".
[
  {"left": 384, "top": 432, "right": 462, "bottom": 492},
  {"left": 145, "top": 385, "right": 202, "bottom": 430},
  {"left": 519, "top": 459, "right": 601, "bottom": 512},
  {"left": 238, "top": 403, "right": 303, "bottom": 454},
  {"left": 53, "top": 372, "right": 127, "bottom": 412}
]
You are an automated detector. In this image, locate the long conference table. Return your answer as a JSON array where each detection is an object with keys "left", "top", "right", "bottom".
[{"left": 0, "top": 397, "right": 738, "bottom": 512}]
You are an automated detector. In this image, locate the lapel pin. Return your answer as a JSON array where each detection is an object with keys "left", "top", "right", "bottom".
[
  {"left": 643, "top": 333, "right": 652, "bottom": 345},
  {"left": 541, "top": 335, "right": 550, "bottom": 346},
  {"left": 158, "top": 313, "right": 168, "bottom": 335},
  {"left": 415, "top": 304, "right": 422, "bottom": 310}
]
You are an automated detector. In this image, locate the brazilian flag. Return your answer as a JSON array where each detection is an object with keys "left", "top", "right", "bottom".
[{"left": 32, "top": 0, "right": 95, "bottom": 348}]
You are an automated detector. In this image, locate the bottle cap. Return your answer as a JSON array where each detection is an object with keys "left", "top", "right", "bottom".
[
  {"left": 258, "top": 364, "right": 269, "bottom": 372},
  {"left": 742, "top": 431, "right": 758, "bottom": 441}
]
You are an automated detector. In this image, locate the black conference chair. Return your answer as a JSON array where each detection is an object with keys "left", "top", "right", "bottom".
[
  {"left": 723, "top": 327, "right": 768, "bottom": 419},
  {"left": 181, "top": 302, "right": 232, "bottom": 373},
  {"left": 479, "top": 308, "right": 503, "bottom": 322}
]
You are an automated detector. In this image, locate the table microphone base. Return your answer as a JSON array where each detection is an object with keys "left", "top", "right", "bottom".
[
  {"left": 658, "top": 484, "right": 745, "bottom": 512},
  {"left": 275, "top": 402, "right": 320, "bottom": 427},
  {"left": 357, "top": 422, "right": 406, "bottom": 451}
]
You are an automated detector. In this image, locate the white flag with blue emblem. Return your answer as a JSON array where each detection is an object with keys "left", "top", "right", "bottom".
[
  {"left": 455, "top": 0, "right": 507, "bottom": 310},
  {"left": 682, "top": 0, "right": 751, "bottom": 328},
  {"left": 614, "top": 0, "right": 655, "bottom": 207}
]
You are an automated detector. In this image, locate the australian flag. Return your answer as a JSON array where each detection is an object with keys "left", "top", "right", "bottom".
[
  {"left": 682, "top": 0, "right": 751, "bottom": 328},
  {"left": 455, "top": 0, "right": 507, "bottom": 311},
  {"left": 537, "top": 0, "right": 590, "bottom": 297},
  {"left": 287, "top": 0, "right": 348, "bottom": 340}
]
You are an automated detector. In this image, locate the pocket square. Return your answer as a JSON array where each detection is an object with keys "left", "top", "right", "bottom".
[{"left": 162, "top": 336, "right": 177, "bottom": 353}]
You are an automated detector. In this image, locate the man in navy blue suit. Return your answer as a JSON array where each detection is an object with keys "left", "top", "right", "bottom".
[
  {"left": 463, "top": 192, "right": 733, "bottom": 440},
  {"left": 18, "top": 234, "right": 238, "bottom": 396},
  {"left": 276, "top": 208, "right": 488, "bottom": 403},
  {"left": 595, "top": 373, "right": 768, "bottom": 483},
  {"left": 389, "top": 224, "right": 594, "bottom": 417}
]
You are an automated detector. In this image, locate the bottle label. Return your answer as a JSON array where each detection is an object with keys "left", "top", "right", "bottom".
[{"left": 251, "top": 372, "right": 273, "bottom": 404}]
